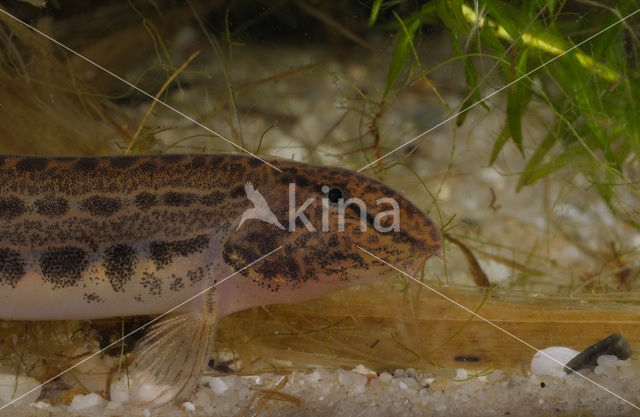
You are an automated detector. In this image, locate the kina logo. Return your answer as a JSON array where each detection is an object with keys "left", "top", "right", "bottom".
[{"left": 237, "top": 183, "right": 285, "bottom": 231}]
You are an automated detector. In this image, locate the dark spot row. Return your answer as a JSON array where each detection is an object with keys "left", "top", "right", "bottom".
[
  {"left": 1, "top": 236, "right": 210, "bottom": 291},
  {"left": 0, "top": 195, "right": 121, "bottom": 219},
  {"left": 0, "top": 189, "right": 230, "bottom": 221},
  {"left": 3, "top": 155, "right": 210, "bottom": 173},
  {"left": 0, "top": 196, "right": 70, "bottom": 219},
  {"left": 150, "top": 234, "right": 210, "bottom": 269},
  {"left": 134, "top": 191, "right": 227, "bottom": 210}
]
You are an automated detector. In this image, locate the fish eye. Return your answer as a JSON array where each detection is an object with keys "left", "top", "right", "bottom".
[
  {"left": 327, "top": 187, "right": 343, "bottom": 203},
  {"left": 320, "top": 185, "right": 345, "bottom": 204}
]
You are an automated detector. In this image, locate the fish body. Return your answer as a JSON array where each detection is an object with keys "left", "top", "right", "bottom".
[{"left": 0, "top": 153, "right": 441, "bottom": 407}]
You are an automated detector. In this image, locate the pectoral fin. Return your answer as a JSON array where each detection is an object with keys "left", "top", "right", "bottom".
[{"left": 113, "top": 312, "right": 216, "bottom": 409}]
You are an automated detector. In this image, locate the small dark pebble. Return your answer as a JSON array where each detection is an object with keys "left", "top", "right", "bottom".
[
  {"left": 454, "top": 355, "right": 481, "bottom": 362},
  {"left": 540, "top": 382, "right": 546, "bottom": 388},
  {"left": 208, "top": 358, "right": 233, "bottom": 373},
  {"left": 564, "top": 333, "right": 633, "bottom": 374},
  {"left": 94, "top": 316, "right": 150, "bottom": 356}
]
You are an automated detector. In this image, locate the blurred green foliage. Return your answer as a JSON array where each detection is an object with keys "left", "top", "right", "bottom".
[{"left": 371, "top": 0, "right": 640, "bottom": 226}]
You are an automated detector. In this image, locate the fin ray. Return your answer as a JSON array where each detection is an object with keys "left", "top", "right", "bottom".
[{"left": 118, "top": 312, "right": 216, "bottom": 408}]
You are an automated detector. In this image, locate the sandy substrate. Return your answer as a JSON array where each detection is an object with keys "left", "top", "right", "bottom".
[{"left": 3, "top": 357, "right": 640, "bottom": 416}]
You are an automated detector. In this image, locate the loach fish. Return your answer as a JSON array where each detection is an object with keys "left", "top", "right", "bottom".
[{"left": 0, "top": 153, "right": 441, "bottom": 408}]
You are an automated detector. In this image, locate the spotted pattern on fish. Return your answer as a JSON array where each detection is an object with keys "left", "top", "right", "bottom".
[
  {"left": 149, "top": 235, "right": 210, "bottom": 269},
  {"left": 39, "top": 246, "right": 89, "bottom": 289},
  {"left": 200, "top": 191, "right": 225, "bottom": 206},
  {"left": 0, "top": 248, "right": 25, "bottom": 288},
  {"left": 186, "top": 266, "right": 204, "bottom": 287},
  {"left": 15, "top": 157, "right": 48, "bottom": 172},
  {"left": 83, "top": 292, "right": 105, "bottom": 303},
  {"left": 138, "top": 272, "right": 161, "bottom": 297},
  {"left": 34, "top": 197, "right": 69, "bottom": 217},
  {"left": 80, "top": 195, "right": 123, "bottom": 217},
  {"left": 135, "top": 192, "right": 158, "bottom": 210},
  {"left": 162, "top": 192, "right": 198, "bottom": 207},
  {"left": 103, "top": 244, "right": 138, "bottom": 292},
  {"left": 169, "top": 276, "right": 184, "bottom": 292},
  {"left": 0, "top": 196, "right": 26, "bottom": 219}
]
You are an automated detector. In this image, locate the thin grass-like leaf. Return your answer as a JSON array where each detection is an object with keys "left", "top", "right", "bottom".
[
  {"left": 506, "top": 49, "right": 531, "bottom": 154},
  {"left": 415, "top": 3, "right": 438, "bottom": 23},
  {"left": 517, "top": 128, "right": 559, "bottom": 191},
  {"left": 518, "top": 149, "right": 578, "bottom": 187},
  {"left": 435, "top": 0, "right": 468, "bottom": 35},
  {"left": 450, "top": 32, "right": 488, "bottom": 126},
  {"left": 384, "top": 13, "right": 421, "bottom": 98},
  {"left": 628, "top": 78, "right": 640, "bottom": 171},
  {"left": 369, "top": 0, "right": 383, "bottom": 27},
  {"left": 489, "top": 125, "right": 511, "bottom": 165},
  {"left": 482, "top": 0, "right": 529, "bottom": 40}
]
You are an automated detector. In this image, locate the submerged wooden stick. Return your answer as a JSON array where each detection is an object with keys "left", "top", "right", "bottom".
[{"left": 218, "top": 285, "right": 640, "bottom": 372}]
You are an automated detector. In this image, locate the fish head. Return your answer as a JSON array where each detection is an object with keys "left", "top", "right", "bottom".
[{"left": 218, "top": 161, "right": 441, "bottom": 315}]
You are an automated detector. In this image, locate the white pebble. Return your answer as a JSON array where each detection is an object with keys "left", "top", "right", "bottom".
[
  {"left": 181, "top": 401, "right": 195, "bottom": 411},
  {"left": 32, "top": 401, "right": 50, "bottom": 409},
  {"left": 203, "top": 376, "right": 228, "bottom": 395},
  {"left": 595, "top": 354, "right": 628, "bottom": 376},
  {"left": 338, "top": 369, "right": 354, "bottom": 386},
  {"left": 531, "top": 347, "right": 579, "bottom": 378},
  {"left": 596, "top": 354, "right": 619, "bottom": 368},
  {"left": 379, "top": 372, "right": 393, "bottom": 383},
  {"left": 353, "top": 364, "right": 376, "bottom": 376},
  {"left": 108, "top": 377, "right": 130, "bottom": 403},
  {"left": 351, "top": 374, "right": 367, "bottom": 394},
  {"left": 0, "top": 373, "right": 41, "bottom": 406},
  {"left": 68, "top": 393, "right": 107, "bottom": 411},
  {"left": 109, "top": 374, "right": 172, "bottom": 405},
  {"left": 307, "top": 370, "right": 321, "bottom": 383}
]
